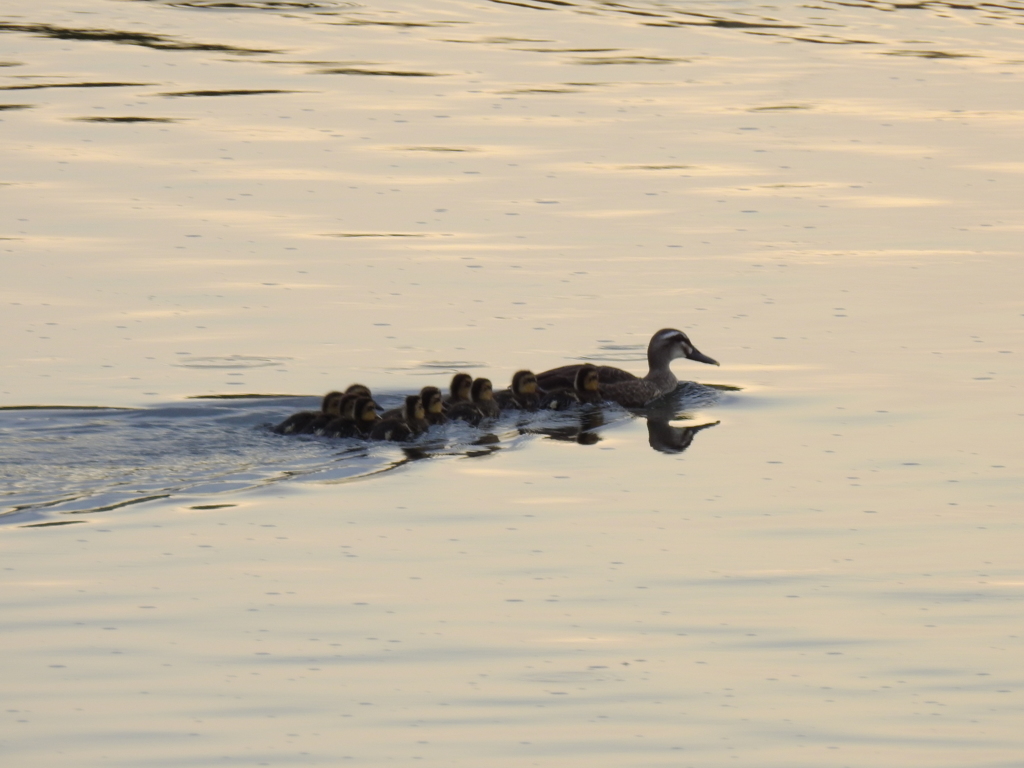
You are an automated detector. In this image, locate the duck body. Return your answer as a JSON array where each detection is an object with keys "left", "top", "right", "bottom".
[{"left": 537, "top": 329, "right": 718, "bottom": 408}]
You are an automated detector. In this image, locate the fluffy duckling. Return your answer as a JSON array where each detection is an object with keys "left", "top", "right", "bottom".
[
  {"left": 539, "top": 364, "right": 602, "bottom": 410},
  {"left": 537, "top": 329, "right": 718, "bottom": 408},
  {"left": 448, "top": 377, "right": 500, "bottom": 424},
  {"left": 300, "top": 390, "right": 350, "bottom": 434},
  {"left": 370, "top": 395, "right": 427, "bottom": 441},
  {"left": 494, "top": 370, "right": 540, "bottom": 411},
  {"left": 321, "top": 396, "right": 378, "bottom": 438},
  {"left": 442, "top": 373, "right": 473, "bottom": 412},
  {"left": 272, "top": 390, "right": 343, "bottom": 435},
  {"left": 419, "top": 386, "right": 447, "bottom": 426}
]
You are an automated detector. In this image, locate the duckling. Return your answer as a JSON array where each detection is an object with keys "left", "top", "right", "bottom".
[
  {"left": 272, "top": 390, "right": 343, "bottom": 435},
  {"left": 539, "top": 364, "right": 602, "bottom": 410},
  {"left": 536, "top": 329, "right": 719, "bottom": 408},
  {"left": 494, "top": 370, "right": 540, "bottom": 411},
  {"left": 448, "top": 377, "right": 500, "bottom": 424},
  {"left": 442, "top": 372, "right": 473, "bottom": 412},
  {"left": 419, "top": 386, "right": 447, "bottom": 426},
  {"left": 369, "top": 395, "right": 428, "bottom": 441},
  {"left": 344, "top": 383, "right": 372, "bottom": 398},
  {"left": 300, "top": 390, "right": 349, "bottom": 434},
  {"left": 321, "top": 396, "right": 378, "bottom": 438}
]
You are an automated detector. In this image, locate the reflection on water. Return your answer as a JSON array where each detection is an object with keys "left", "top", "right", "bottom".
[{"left": 0, "top": 383, "right": 723, "bottom": 527}]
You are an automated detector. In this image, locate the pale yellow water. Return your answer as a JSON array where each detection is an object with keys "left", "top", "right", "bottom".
[{"left": 1, "top": 1, "right": 1022, "bottom": 765}]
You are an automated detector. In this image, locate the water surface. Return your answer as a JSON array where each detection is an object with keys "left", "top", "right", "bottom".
[{"left": 1, "top": 1, "right": 1022, "bottom": 765}]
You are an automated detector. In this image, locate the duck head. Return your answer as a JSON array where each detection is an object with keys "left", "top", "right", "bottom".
[{"left": 649, "top": 328, "right": 719, "bottom": 367}]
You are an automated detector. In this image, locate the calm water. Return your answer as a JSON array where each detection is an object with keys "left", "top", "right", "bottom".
[{"left": 2, "top": 1, "right": 1022, "bottom": 765}]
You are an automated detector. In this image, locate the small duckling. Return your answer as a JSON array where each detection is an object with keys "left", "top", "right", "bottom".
[
  {"left": 539, "top": 364, "right": 602, "bottom": 410},
  {"left": 370, "top": 395, "right": 427, "bottom": 441},
  {"left": 442, "top": 373, "right": 473, "bottom": 412},
  {"left": 419, "top": 386, "right": 447, "bottom": 426},
  {"left": 494, "top": 370, "right": 540, "bottom": 411},
  {"left": 448, "top": 377, "right": 500, "bottom": 424},
  {"left": 272, "top": 390, "right": 343, "bottom": 435},
  {"left": 300, "top": 390, "right": 348, "bottom": 434},
  {"left": 321, "top": 396, "right": 378, "bottom": 438}
]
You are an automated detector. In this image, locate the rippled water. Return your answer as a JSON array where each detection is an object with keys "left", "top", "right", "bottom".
[{"left": 2, "top": 1, "right": 1022, "bottom": 766}]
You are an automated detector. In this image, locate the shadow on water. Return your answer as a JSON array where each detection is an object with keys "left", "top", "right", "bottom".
[{"left": 0, "top": 383, "right": 727, "bottom": 529}]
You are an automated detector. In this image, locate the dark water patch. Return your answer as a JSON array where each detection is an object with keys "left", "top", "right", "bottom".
[
  {"left": 883, "top": 49, "right": 973, "bottom": 58},
  {"left": 619, "top": 164, "right": 695, "bottom": 171},
  {"left": 0, "top": 404, "right": 139, "bottom": 411},
  {"left": 71, "top": 116, "right": 179, "bottom": 123},
  {"left": 20, "top": 520, "right": 86, "bottom": 528},
  {"left": 313, "top": 67, "right": 441, "bottom": 77},
  {"left": 190, "top": 393, "right": 300, "bottom": 399},
  {"left": 0, "top": 22, "right": 276, "bottom": 54},
  {"left": 189, "top": 503, "right": 237, "bottom": 509},
  {"left": 320, "top": 232, "right": 431, "bottom": 238},
  {"left": 0, "top": 82, "right": 153, "bottom": 91},
  {"left": 499, "top": 87, "right": 583, "bottom": 94},
  {"left": 574, "top": 55, "right": 685, "bottom": 65},
  {"left": 173, "top": 355, "right": 290, "bottom": 369},
  {"left": 161, "top": 0, "right": 353, "bottom": 9},
  {"left": 749, "top": 105, "right": 811, "bottom": 112},
  {"left": 327, "top": 19, "right": 460, "bottom": 28},
  {"left": 0, "top": 104, "right": 32, "bottom": 110},
  {"left": 391, "top": 146, "right": 472, "bottom": 152},
  {"left": 157, "top": 88, "right": 300, "bottom": 97},
  {"left": 488, "top": 0, "right": 560, "bottom": 11},
  {"left": 0, "top": 61, "right": 21, "bottom": 67}
]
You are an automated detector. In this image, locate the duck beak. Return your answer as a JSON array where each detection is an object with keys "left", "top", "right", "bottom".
[{"left": 687, "top": 347, "right": 719, "bottom": 366}]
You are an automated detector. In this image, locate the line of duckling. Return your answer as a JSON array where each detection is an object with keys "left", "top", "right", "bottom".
[
  {"left": 271, "top": 328, "right": 720, "bottom": 443},
  {"left": 271, "top": 366, "right": 602, "bottom": 443}
]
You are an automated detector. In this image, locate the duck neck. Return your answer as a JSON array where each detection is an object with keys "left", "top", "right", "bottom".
[{"left": 644, "top": 350, "right": 677, "bottom": 389}]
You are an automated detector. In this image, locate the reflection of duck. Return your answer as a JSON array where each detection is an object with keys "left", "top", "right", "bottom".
[
  {"left": 537, "top": 328, "right": 718, "bottom": 408},
  {"left": 443, "top": 373, "right": 473, "bottom": 412},
  {"left": 448, "top": 377, "right": 500, "bottom": 424},
  {"left": 272, "top": 390, "right": 343, "bottom": 435},
  {"left": 525, "top": 406, "right": 606, "bottom": 445},
  {"left": 646, "top": 419, "right": 719, "bottom": 454},
  {"left": 370, "top": 395, "right": 427, "bottom": 441},
  {"left": 321, "top": 396, "right": 379, "bottom": 438},
  {"left": 540, "top": 364, "right": 602, "bottom": 410},
  {"left": 494, "top": 370, "right": 540, "bottom": 411}
]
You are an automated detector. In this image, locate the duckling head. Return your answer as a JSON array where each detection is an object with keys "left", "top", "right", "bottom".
[
  {"left": 450, "top": 373, "right": 473, "bottom": 402},
  {"left": 472, "top": 377, "right": 494, "bottom": 402},
  {"left": 355, "top": 396, "right": 379, "bottom": 423},
  {"left": 575, "top": 364, "right": 600, "bottom": 392},
  {"left": 650, "top": 328, "right": 719, "bottom": 366},
  {"left": 511, "top": 370, "right": 538, "bottom": 395},
  {"left": 320, "top": 390, "right": 344, "bottom": 413},
  {"left": 345, "top": 383, "right": 373, "bottom": 398},
  {"left": 419, "top": 386, "right": 444, "bottom": 414}
]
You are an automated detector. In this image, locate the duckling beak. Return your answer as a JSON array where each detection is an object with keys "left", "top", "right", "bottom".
[{"left": 687, "top": 347, "right": 719, "bottom": 366}]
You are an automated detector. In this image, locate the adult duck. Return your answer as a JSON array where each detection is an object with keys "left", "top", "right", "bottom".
[{"left": 536, "top": 329, "right": 718, "bottom": 408}]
